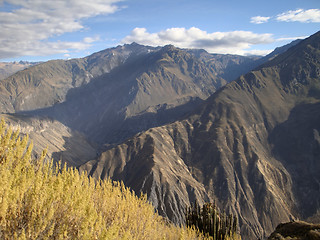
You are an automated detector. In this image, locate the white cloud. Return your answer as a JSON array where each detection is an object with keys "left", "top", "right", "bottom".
[
  {"left": 0, "top": 0, "right": 123, "bottom": 59},
  {"left": 121, "top": 27, "right": 274, "bottom": 55},
  {"left": 83, "top": 36, "right": 101, "bottom": 43},
  {"left": 250, "top": 8, "right": 320, "bottom": 25},
  {"left": 250, "top": 16, "right": 270, "bottom": 24},
  {"left": 276, "top": 9, "right": 320, "bottom": 23}
]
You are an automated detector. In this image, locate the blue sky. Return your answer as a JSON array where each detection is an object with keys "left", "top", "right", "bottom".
[{"left": 0, "top": 0, "right": 319, "bottom": 62}]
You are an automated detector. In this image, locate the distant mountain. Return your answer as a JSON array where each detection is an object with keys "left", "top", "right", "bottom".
[
  {"left": 0, "top": 40, "right": 301, "bottom": 115},
  {"left": 0, "top": 43, "right": 158, "bottom": 113},
  {"left": 0, "top": 43, "right": 263, "bottom": 151},
  {"left": 187, "top": 49, "right": 259, "bottom": 82},
  {"left": 31, "top": 44, "right": 229, "bottom": 145},
  {"left": 80, "top": 32, "right": 320, "bottom": 239},
  {"left": 0, "top": 61, "right": 39, "bottom": 80}
]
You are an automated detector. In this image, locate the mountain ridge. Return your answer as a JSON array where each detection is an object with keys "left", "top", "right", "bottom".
[
  {"left": 0, "top": 43, "right": 159, "bottom": 113},
  {"left": 14, "top": 44, "right": 240, "bottom": 145},
  {"left": 80, "top": 31, "right": 320, "bottom": 239}
]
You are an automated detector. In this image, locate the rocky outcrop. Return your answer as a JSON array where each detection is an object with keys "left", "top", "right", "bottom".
[{"left": 268, "top": 221, "right": 320, "bottom": 240}]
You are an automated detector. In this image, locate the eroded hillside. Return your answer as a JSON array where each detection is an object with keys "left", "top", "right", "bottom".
[{"left": 80, "top": 32, "right": 320, "bottom": 239}]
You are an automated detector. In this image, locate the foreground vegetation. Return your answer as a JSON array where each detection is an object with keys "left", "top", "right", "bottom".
[
  {"left": 0, "top": 120, "right": 206, "bottom": 239},
  {"left": 186, "top": 202, "right": 241, "bottom": 240}
]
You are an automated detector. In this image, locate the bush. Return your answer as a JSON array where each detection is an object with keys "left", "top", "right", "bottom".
[{"left": 0, "top": 119, "right": 207, "bottom": 239}]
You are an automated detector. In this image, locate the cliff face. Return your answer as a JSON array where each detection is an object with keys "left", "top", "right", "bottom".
[{"left": 80, "top": 32, "right": 320, "bottom": 239}]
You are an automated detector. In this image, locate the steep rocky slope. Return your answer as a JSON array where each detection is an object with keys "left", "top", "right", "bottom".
[{"left": 80, "top": 32, "right": 320, "bottom": 239}]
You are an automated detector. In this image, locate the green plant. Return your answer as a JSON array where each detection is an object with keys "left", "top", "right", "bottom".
[{"left": 186, "top": 201, "right": 241, "bottom": 240}]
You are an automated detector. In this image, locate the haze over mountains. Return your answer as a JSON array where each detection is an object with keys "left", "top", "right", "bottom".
[
  {"left": 0, "top": 32, "right": 318, "bottom": 240},
  {"left": 0, "top": 61, "right": 39, "bottom": 80}
]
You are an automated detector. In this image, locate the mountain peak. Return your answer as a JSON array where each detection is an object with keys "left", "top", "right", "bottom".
[
  {"left": 160, "top": 44, "right": 182, "bottom": 53},
  {"left": 124, "top": 42, "right": 145, "bottom": 48},
  {"left": 163, "top": 44, "right": 176, "bottom": 49}
]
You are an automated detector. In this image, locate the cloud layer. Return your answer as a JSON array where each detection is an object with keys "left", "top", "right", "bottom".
[
  {"left": 0, "top": 0, "right": 122, "bottom": 59},
  {"left": 122, "top": 27, "right": 274, "bottom": 55}
]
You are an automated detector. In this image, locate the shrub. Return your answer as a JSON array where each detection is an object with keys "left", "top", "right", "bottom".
[{"left": 0, "top": 119, "right": 207, "bottom": 239}]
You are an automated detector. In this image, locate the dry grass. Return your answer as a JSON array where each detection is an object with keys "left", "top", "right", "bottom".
[{"left": 0, "top": 119, "right": 208, "bottom": 239}]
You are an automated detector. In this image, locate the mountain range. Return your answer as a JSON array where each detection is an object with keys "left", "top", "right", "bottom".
[
  {"left": 82, "top": 33, "right": 320, "bottom": 239},
  {"left": 0, "top": 32, "right": 317, "bottom": 239},
  {"left": 0, "top": 42, "right": 261, "bottom": 157},
  {"left": 0, "top": 61, "right": 39, "bottom": 80}
]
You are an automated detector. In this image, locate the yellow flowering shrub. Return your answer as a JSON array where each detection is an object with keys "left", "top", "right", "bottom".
[{"left": 0, "top": 119, "right": 208, "bottom": 239}]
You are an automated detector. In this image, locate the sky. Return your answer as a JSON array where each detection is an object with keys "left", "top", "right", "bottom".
[{"left": 0, "top": 0, "right": 319, "bottom": 62}]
